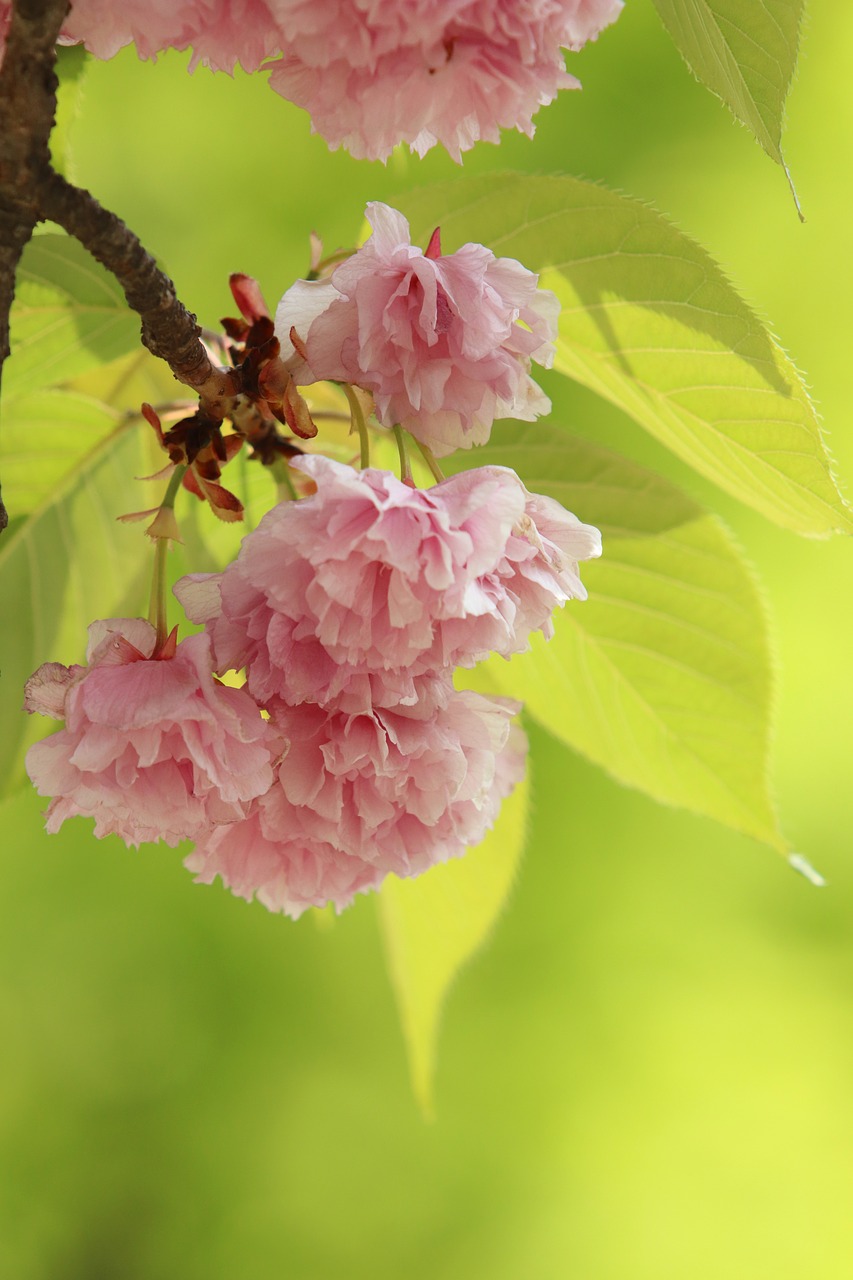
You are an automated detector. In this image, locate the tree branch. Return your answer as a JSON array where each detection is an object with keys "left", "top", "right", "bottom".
[
  {"left": 40, "top": 172, "right": 238, "bottom": 411},
  {"left": 0, "top": 0, "right": 69, "bottom": 530},
  {"left": 0, "top": 2, "right": 240, "bottom": 537}
]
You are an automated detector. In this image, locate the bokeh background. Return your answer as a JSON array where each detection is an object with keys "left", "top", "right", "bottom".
[{"left": 3, "top": 2, "right": 853, "bottom": 1276}]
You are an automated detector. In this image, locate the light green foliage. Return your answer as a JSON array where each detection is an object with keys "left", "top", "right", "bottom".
[
  {"left": 2, "top": 21, "right": 853, "bottom": 1278},
  {"left": 0, "top": 345, "right": 188, "bottom": 519},
  {"left": 3, "top": 234, "right": 140, "bottom": 402},
  {"left": 0, "top": 389, "right": 119, "bottom": 517},
  {"left": 50, "top": 45, "right": 89, "bottom": 179},
  {"left": 398, "top": 175, "right": 849, "bottom": 538},
  {"left": 651, "top": 0, "right": 804, "bottom": 208},
  {"left": 0, "top": 337, "right": 206, "bottom": 799},
  {"left": 0, "top": 419, "right": 156, "bottom": 797},
  {"left": 447, "top": 424, "right": 785, "bottom": 851},
  {"left": 378, "top": 765, "right": 529, "bottom": 1116}
]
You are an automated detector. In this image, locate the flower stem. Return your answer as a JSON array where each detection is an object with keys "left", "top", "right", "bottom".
[
  {"left": 271, "top": 457, "right": 298, "bottom": 501},
  {"left": 393, "top": 424, "right": 413, "bottom": 485},
  {"left": 413, "top": 438, "right": 446, "bottom": 484},
  {"left": 147, "top": 463, "right": 187, "bottom": 647},
  {"left": 162, "top": 462, "right": 188, "bottom": 510},
  {"left": 148, "top": 536, "right": 169, "bottom": 646},
  {"left": 343, "top": 383, "right": 370, "bottom": 469}
]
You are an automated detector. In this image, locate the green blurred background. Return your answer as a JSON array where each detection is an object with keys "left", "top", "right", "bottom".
[{"left": 4, "top": 2, "right": 853, "bottom": 1276}]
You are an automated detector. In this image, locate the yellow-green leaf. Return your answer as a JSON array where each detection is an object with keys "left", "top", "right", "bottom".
[
  {"left": 51, "top": 44, "right": 89, "bottom": 180},
  {"left": 0, "top": 420, "right": 157, "bottom": 797},
  {"left": 3, "top": 234, "right": 140, "bottom": 403},
  {"left": 398, "top": 175, "right": 850, "bottom": 538},
  {"left": 378, "top": 765, "right": 529, "bottom": 1117},
  {"left": 446, "top": 423, "right": 786, "bottom": 852},
  {"left": 0, "top": 390, "right": 120, "bottom": 518},
  {"left": 651, "top": 0, "right": 804, "bottom": 212}
]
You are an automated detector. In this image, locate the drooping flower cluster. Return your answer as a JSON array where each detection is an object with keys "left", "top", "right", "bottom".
[
  {"left": 171, "top": 454, "right": 600, "bottom": 915},
  {"left": 276, "top": 202, "right": 560, "bottom": 457},
  {"left": 23, "top": 204, "right": 602, "bottom": 920},
  {"left": 178, "top": 456, "right": 600, "bottom": 713},
  {"left": 24, "top": 452, "right": 600, "bottom": 916},
  {"left": 0, "top": 1, "right": 623, "bottom": 160}
]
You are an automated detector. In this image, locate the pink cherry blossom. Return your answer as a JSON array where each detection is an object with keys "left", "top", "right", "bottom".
[
  {"left": 185, "top": 689, "right": 527, "bottom": 917},
  {"left": 62, "top": 0, "right": 278, "bottom": 71},
  {"left": 25, "top": 618, "right": 278, "bottom": 848},
  {"left": 1, "top": 2, "right": 622, "bottom": 157},
  {"left": 0, "top": 1, "right": 278, "bottom": 73},
  {"left": 175, "top": 456, "right": 601, "bottom": 711},
  {"left": 266, "top": 0, "right": 624, "bottom": 161},
  {"left": 174, "top": 456, "right": 525, "bottom": 710},
  {"left": 275, "top": 202, "right": 560, "bottom": 457},
  {"left": 439, "top": 464, "right": 603, "bottom": 657}
]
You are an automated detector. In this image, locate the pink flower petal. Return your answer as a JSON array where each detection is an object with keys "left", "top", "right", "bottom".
[
  {"left": 25, "top": 621, "right": 278, "bottom": 848},
  {"left": 186, "top": 688, "right": 527, "bottom": 917},
  {"left": 276, "top": 202, "right": 560, "bottom": 455}
]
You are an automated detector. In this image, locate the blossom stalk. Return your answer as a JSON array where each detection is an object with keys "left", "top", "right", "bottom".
[
  {"left": 393, "top": 424, "right": 413, "bottom": 486},
  {"left": 343, "top": 382, "right": 371, "bottom": 469},
  {"left": 147, "top": 463, "right": 186, "bottom": 648}
]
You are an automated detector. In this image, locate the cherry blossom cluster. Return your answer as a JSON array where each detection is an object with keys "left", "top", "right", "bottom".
[
  {"left": 173, "top": 454, "right": 600, "bottom": 915},
  {"left": 0, "top": 0, "right": 623, "bottom": 160},
  {"left": 24, "top": 459, "right": 600, "bottom": 917},
  {"left": 23, "top": 205, "right": 602, "bottom": 918}
]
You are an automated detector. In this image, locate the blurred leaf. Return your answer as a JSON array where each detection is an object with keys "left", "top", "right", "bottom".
[
  {"left": 0, "top": 350, "right": 180, "bottom": 525},
  {"left": 446, "top": 423, "right": 786, "bottom": 852},
  {"left": 378, "top": 766, "right": 529, "bottom": 1117},
  {"left": 0, "top": 390, "right": 120, "bottom": 518},
  {"left": 3, "top": 234, "right": 140, "bottom": 403},
  {"left": 398, "top": 175, "right": 849, "bottom": 538},
  {"left": 51, "top": 44, "right": 89, "bottom": 179},
  {"left": 0, "top": 418, "right": 157, "bottom": 798},
  {"left": 69, "top": 346, "right": 188, "bottom": 414},
  {"left": 651, "top": 0, "right": 803, "bottom": 213}
]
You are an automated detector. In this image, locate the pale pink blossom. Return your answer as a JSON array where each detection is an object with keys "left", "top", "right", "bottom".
[
  {"left": 0, "top": 1, "right": 278, "bottom": 72},
  {"left": 25, "top": 619, "right": 278, "bottom": 847},
  {"left": 60, "top": 0, "right": 277, "bottom": 71},
  {"left": 175, "top": 456, "right": 601, "bottom": 710},
  {"left": 1, "top": 1, "right": 622, "bottom": 154},
  {"left": 275, "top": 202, "right": 560, "bottom": 457},
  {"left": 175, "top": 456, "right": 525, "bottom": 710},
  {"left": 266, "top": 0, "right": 624, "bottom": 161},
  {"left": 440, "top": 465, "right": 604, "bottom": 654},
  {"left": 185, "top": 689, "right": 527, "bottom": 917}
]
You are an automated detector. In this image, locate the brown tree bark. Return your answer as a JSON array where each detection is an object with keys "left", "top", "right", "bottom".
[
  {"left": 0, "top": 0, "right": 69, "bottom": 529},
  {"left": 40, "top": 173, "right": 238, "bottom": 411}
]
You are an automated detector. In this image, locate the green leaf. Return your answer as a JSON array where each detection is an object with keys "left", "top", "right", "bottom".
[
  {"left": 378, "top": 764, "right": 529, "bottom": 1117},
  {"left": 446, "top": 423, "right": 786, "bottom": 852},
  {"left": 0, "top": 349, "right": 181, "bottom": 525},
  {"left": 397, "top": 175, "right": 850, "bottom": 538},
  {"left": 651, "top": 0, "right": 804, "bottom": 213},
  {"left": 3, "top": 234, "right": 140, "bottom": 403},
  {"left": 0, "top": 390, "right": 120, "bottom": 518},
  {"left": 0, "top": 418, "right": 157, "bottom": 798}
]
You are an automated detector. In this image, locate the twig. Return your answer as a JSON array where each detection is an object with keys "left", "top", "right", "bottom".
[
  {"left": 0, "top": 2, "right": 245, "bottom": 537},
  {"left": 0, "top": 0, "right": 70, "bottom": 529},
  {"left": 40, "top": 172, "right": 238, "bottom": 412}
]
